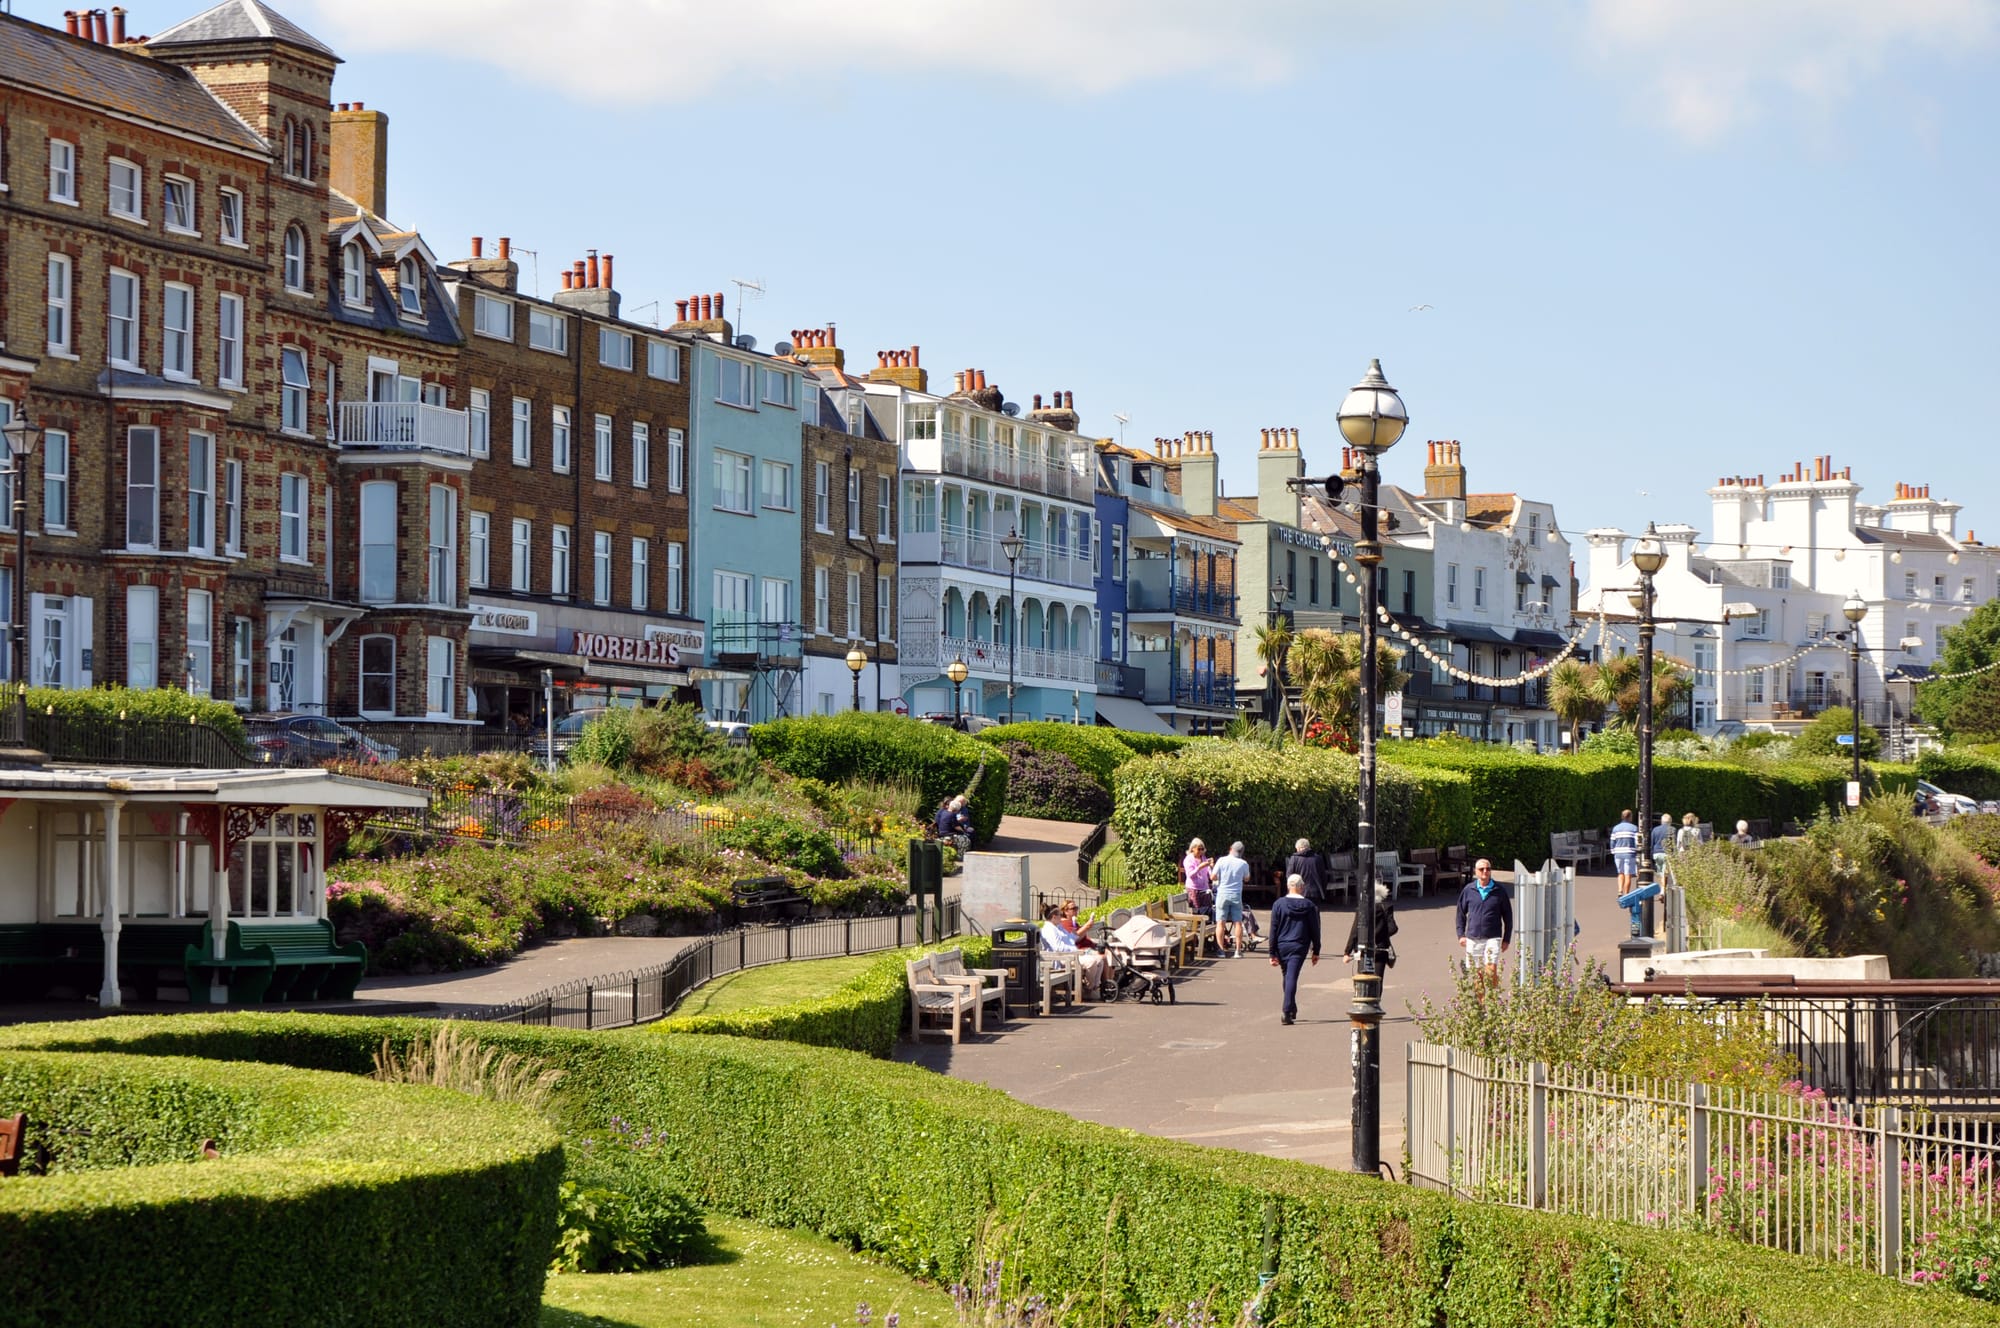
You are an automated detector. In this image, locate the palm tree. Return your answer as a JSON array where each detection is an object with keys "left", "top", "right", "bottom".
[
  {"left": 1547, "top": 658, "right": 1602, "bottom": 752},
  {"left": 1590, "top": 654, "right": 1643, "bottom": 725},
  {"left": 1287, "top": 629, "right": 1410, "bottom": 739},
  {"left": 1253, "top": 619, "right": 1297, "bottom": 738}
]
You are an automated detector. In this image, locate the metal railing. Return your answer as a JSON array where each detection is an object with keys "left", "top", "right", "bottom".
[
  {"left": 1171, "top": 671, "right": 1236, "bottom": 709},
  {"left": 471, "top": 899, "right": 963, "bottom": 1030},
  {"left": 936, "top": 524, "right": 1095, "bottom": 589},
  {"left": 338, "top": 400, "right": 469, "bottom": 455},
  {"left": 899, "top": 633, "right": 1096, "bottom": 684},
  {"left": 2, "top": 707, "right": 259, "bottom": 768},
  {"left": 1407, "top": 1042, "right": 2000, "bottom": 1281}
]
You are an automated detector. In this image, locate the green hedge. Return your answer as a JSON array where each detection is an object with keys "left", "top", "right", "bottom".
[
  {"left": 752, "top": 713, "right": 1009, "bottom": 843},
  {"left": 5, "top": 1017, "right": 1991, "bottom": 1328},
  {"left": 22, "top": 685, "right": 247, "bottom": 744},
  {"left": 1919, "top": 749, "right": 2000, "bottom": 801},
  {"left": 0, "top": 1048, "right": 560, "bottom": 1327},
  {"left": 976, "top": 721, "right": 1142, "bottom": 788},
  {"left": 654, "top": 938, "right": 993, "bottom": 1059},
  {"left": 1113, "top": 730, "right": 1194, "bottom": 757}
]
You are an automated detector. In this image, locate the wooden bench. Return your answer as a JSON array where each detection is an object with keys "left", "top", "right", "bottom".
[
  {"left": 188, "top": 919, "right": 366, "bottom": 1004},
  {"left": 730, "top": 875, "right": 808, "bottom": 925},
  {"left": 1035, "top": 951, "right": 1083, "bottom": 1015},
  {"left": 0, "top": 1112, "right": 23, "bottom": 1177},
  {"left": 932, "top": 948, "right": 1009, "bottom": 1033},
  {"left": 1146, "top": 897, "right": 1206, "bottom": 966},
  {"left": 905, "top": 952, "right": 975, "bottom": 1043},
  {"left": 1549, "top": 831, "right": 1590, "bottom": 875}
]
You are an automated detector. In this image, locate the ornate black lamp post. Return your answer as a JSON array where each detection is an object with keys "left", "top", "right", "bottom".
[
  {"left": 1, "top": 411, "right": 43, "bottom": 737},
  {"left": 1266, "top": 579, "right": 1287, "bottom": 727},
  {"left": 947, "top": 656, "right": 969, "bottom": 726},
  {"left": 1000, "top": 528, "right": 1025, "bottom": 722},
  {"left": 846, "top": 643, "right": 867, "bottom": 713},
  {"left": 1844, "top": 592, "right": 1868, "bottom": 791},
  {"left": 1630, "top": 524, "right": 1668, "bottom": 935}
]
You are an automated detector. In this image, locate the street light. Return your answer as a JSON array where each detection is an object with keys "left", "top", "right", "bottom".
[
  {"left": 1333, "top": 357, "right": 1406, "bottom": 1182},
  {"left": 1000, "top": 528, "right": 1025, "bottom": 723},
  {"left": 1630, "top": 523, "right": 1669, "bottom": 938},
  {"left": 1, "top": 411, "right": 42, "bottom": 737},
  {"left": 845, "top": 643, "right": 867, "bottom": 713},
  {"left": 1266, "top": 579, "right": 1288, "bottom": 727},
  {"left": 947, "top": 656, "right": 969, "bottom": 726},
  {"left": 1844, "top": 592, "right": 1868, "bottom": 792}
]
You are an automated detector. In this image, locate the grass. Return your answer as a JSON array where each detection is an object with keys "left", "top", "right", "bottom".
[
  {"left": 668, "top": 953, "right": 884, "bottom": 1019},
  {"left": 1699, "top": 915, "right": 1801, "bottom": 955},
  {"left": 541, "top": 1214, "right": 957, "bottom": 1327}
]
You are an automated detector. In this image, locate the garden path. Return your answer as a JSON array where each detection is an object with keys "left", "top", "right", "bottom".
[
  {"left": 351, "top": 934, "right": 708, "bottom": 1017},
  {"left": 898, "top": 862, "right": 1637, "bottom": 1173}
]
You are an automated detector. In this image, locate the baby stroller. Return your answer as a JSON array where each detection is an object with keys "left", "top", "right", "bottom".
[{"left": 1099, "top": 912, "right": 1176, "bottom": 1004}]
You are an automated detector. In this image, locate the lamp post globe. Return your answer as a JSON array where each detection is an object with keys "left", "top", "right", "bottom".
[
  {"left": 1845, "top": 593, "right": 1868, "bottom": 789},
  {"left": 1334, "top": 358, "right": 1404, "bottom": 1182},
  {"left": 947, "top": 656, "right": 969, "bottom": 725},
  {"left": 999, "top": 529, "right": 1025, "bottom": 723},
  {"left": 845, "top": 644, "right": 867, "bottom": 713}
]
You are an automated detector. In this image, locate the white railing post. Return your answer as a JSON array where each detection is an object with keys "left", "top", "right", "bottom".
[
  {"left": 1687, "top": 1082, "right": 1708, "bottom": 1220},
  {"left": 1878, "top": 1107, "right": 1903, "bottom": 1277},
  {"left": 1443, "top": 1046, "right": 1459, "bottom": 1198},
  {"left": 1528, "top": 1060, "right": 1547, "bottom": 1209}
]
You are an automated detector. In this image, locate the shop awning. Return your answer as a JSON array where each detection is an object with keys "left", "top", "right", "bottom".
[
  {"left": 1448, "top": 623, "right": 1514, "bottom": 646},
  {"left": 1094, "top": 694, "right": 1177, "bottom": 735},
  {"left": 474, "top": 648, "right": 687, "bottom": 688},
  {"left": 1513, "top": 628, "right": 1571, "bottom": 650}
]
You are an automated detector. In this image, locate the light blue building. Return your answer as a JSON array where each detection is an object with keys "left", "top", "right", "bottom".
[{"left": 684, "top": 320, "right": 810, "bottom": 722}]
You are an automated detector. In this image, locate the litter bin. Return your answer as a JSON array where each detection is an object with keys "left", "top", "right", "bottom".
[{"left": 988, "top": 922, "right": 1039, "bottom": 1010}]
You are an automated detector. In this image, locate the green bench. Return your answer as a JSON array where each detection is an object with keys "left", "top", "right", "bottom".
[
  {"left": 186, "top": 919, "right": 366, "bottom": 1004},
  {"left": 15, "top": 923, "right": 206, "bottom": 1001}
]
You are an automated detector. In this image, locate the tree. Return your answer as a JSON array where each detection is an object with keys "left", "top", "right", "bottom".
[
  {"left": 1933, "top": 669, "right": 2000, "bottom": 743},
  {"left": 1548, "top": 659, "right": 1603, "bottom": 753},
  {"left": 1920, "top": 599, "right": 2000, "bottom": 739},
  {"left": 1586, "top": 652, "right": 1690, "bottom": 727},
  {"left": 1792, "top": 705, "right": 1882, "bottom": 760},
  {"left": 1252, "top": 619, "right": 1297, "bottom": 738},
  {"left": 1285, "top": 629, "right": 1409, "bottom": 738}
]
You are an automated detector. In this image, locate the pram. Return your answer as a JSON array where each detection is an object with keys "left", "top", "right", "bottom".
[{"left": 1100, "top": 912, "right": 1176, "bottom": 1004}]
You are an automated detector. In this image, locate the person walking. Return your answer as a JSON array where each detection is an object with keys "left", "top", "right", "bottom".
[
  {"left": 1341, "top": 883, "right": 1398, "bottom": 975},
  {"left": 1455, "top": 859, "right": 1513, "bottom": 991},
  {"left": 1267, "top": 874, "right": 1320, "bottom": 1025},
  {"left": 1610, "top": 810, "right": 1642, "bottom": 892},
  {"left": 1650, "top": 813, "right": 1675, "bottom": 863},
  {"left": 1676, "top": 811, "right": 1701, "bottom": 853},
  {"left": 1212, "top": 841, "right": 1252, "bottom": 957},
  {"left": 1286, "top": 837, "right": 1328, "bottom": 907}
]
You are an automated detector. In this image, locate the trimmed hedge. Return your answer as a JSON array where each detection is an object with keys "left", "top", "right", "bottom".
[
  {"left": 976, "top": 721, "right": 1144, "bottom": 788},
  {"left": 23, "top": 684, "right": 247, "bottom": 744},
  {"left": 0, "top": 1048, "right": 560, "bottom": 1327},
  {"left": 654, "top": 939, "right": 993, "bottom": 1059},
  {"left": 1920, "top": 748, "right": 2000, "bottom": 802},
  {"left": 994, "top": 742, "right": 1112, "bottom": 822},
  {"left": 752, "top": 712, "right": 1009, "bottom": 843},
  {"left": 5, "top": 1017, "right": 1994, "bottom": 1328}
]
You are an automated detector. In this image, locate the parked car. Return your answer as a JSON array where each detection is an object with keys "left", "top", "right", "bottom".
[
  {"left": 704, "top": 720, "right": 751, "bottom": 748},
  {"left": 922, "top": 712, "right": 998, "bottom": 734},
  {"left": 244, "top": 714, "right": 397, "bottom": 766},
  {"left": 1916, "top": 780, "right": 1979, "bottom": 818},
  {"left": 532, "top": 707, "right": 607, "bottom": 762}
]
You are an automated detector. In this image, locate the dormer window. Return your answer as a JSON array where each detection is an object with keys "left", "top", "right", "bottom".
[
  {"left": 396, "top": 257, "right": 421, "bottom": 314},
  {"left": 341, "top": 242, "right": 366, "bottom": 305}
]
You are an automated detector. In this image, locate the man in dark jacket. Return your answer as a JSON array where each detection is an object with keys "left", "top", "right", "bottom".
[
  {"left": 1285, "top": 837, "right": 1328, "bottom": 906},
  {"left": 1455, "top": 859, "right": 1513, "bottom": 991},
  {"left": 1267, "top": 873, "right": 1321, "bottom": 1025}
]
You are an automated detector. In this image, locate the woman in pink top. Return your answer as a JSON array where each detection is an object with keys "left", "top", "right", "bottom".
[{"left": 1182, "top": 837, "right": 1214, "bottom": 912}]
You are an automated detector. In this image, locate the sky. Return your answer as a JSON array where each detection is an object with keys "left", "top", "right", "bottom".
[{"left": 47, "top": 0, "right": 2000, "bottom": 546}]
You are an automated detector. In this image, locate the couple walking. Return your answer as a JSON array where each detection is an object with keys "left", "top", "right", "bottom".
[{"left": 1181, "top": 838, "right": 1255, "bottom": 957}]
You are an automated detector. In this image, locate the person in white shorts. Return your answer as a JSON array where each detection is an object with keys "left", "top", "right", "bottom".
[{"left": 1454, "top": 859, "right": 1513, "bottom": 987}]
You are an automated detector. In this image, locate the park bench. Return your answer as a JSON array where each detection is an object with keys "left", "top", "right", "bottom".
[
  {"left": 932, "top": 948, "right": 1009, "bottom": 1033},
  {"left": 187, "top": 919, "right": 366, "bottom": 1004},
  {"left": 1325, "top": 851, "right": 1358, "bottom": 904},
  {"left": 25, "top": 922, "right": 205, "bottom": 1002},
  {"left": 1548, "top": 831, "right": 1590, "bottom": 875},
  {"left": 1035, "top": 950, "right": 1083, "bottom": 1015},
  {"left": 1373, "top": 851, "right": 1426, "bottom": 900},
  {"left": 730, "top": 875, "right": 807, "bottom": 925},
  {"left": 0, "top": 1112, "right": 24, "bottom": 1177},
  {"left": 905, "top": 952, "right": 976, "bottom": 1044},
  {"left": 1159, "top": 896, "right": 1215, "bottom": 962}
]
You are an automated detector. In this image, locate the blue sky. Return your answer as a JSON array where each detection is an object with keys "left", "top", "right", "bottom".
[{"left": 58, "top": 1, "right": 2000, "bottom": 545}]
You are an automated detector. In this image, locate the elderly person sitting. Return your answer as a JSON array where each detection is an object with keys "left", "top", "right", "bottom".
[
  {"left": 1729, "top": 819, "right": 1757, "bottom": 847},
  {"left": 1040, "top": 902, "right": 1106, "bottom": 999}
]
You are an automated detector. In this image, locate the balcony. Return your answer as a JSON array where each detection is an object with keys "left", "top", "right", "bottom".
[
  {"left": 1172, "top": 670, "right": 1238, "bottom": 710},
  {"left": 900, "top": 631, "right": 1095, "bottom": 684},
  {"left": 940, "top": 432, "right": 1092, "bottom": 501},
  {"left": 1097, "top": 659, "right": 1145, "bottom": 699},
  {"left": 338, "top": 401, "right": 469, "bottom": 456},
  {"left": 1125, "top": 580, "right": 1237, "bottom": 621},
  {"left": 923, "top": 525, "right": 1095, "bottom": 590}
]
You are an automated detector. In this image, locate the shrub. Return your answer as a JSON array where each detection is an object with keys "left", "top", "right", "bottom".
[
  {"left": 21, "top": 684, "right": 246, "bottom": 744},
  {"left": 752, "top": 712, "right": 1009, "bottom": 844},
  {"left": 7, "top": 1017, "right": 1988, "bottom": 1328},
  {"left": 1793, "top": 706, "right": 1882, "bottom": 759},
  {"left": 1947, "top": 813, "right": 2000, "bottom": 870},
  {"left": 554, "top": 1125, "right": 706, "bottom": 1273},
  {"left": 1921, "top": 749, "right": 2000, "bottom": 802},
  {"left": 995, "top": 742, "right": 1111, "bottom": 823},
  {"left": 0, "top": 1047, "right": 559, "bottom": 1328},
  {"left": 713, "top": 809, "right": 846, "bottom": 877},
  {"left": 975, "top": 721, "right": 1138, "bottom": 789},
  {"left": 1111, "top": 730, "right": 1193, "bottom": 758}
]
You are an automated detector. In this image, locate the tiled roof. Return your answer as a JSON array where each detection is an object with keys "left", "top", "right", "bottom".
[
  {"left": 1217, "top": 496, "right": 1260, "bottom": 523},
  {"left": 148, "top": 0, "right": 338, "bottom": 59},
  {"left": 1855, "top": 527, "right": 1956, "bottom": 552},
  {"left": 1129, "top": 499, "right": 1240, "bottom": 544},
  {"left": 0, "top": 14, "right": 267, "bottom": 155}
]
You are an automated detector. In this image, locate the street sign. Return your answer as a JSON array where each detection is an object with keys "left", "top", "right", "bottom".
[
  {"left": 1846, "top": 780, "right": 1863, "bottom": 807},
  {"left": 1384, "top": 692, "right": 1404, "bottom": 729},
  {"left": 1835, "top": 733, "right": 1855, "bottom": 746}
]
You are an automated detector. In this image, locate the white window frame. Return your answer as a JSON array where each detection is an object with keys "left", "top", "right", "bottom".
[
  {"left": 877, "top": 574, "right": 891, "bottom": 641},
  {"left": 647, "top": 340, "right": 679, "bottom": 381},
  {"left": 528, "top": 308, "right": 567, "bottom": 354},
  {"left": 187, "top": 432, "right": 214, "bottom": 555},
  {"left": 551, "top": 405, "right": 572, "bottom": 474},
  {"left": 48, "top": 138, "right": 77, "bottom": 205},
  {"left": 428, "top": 485, "right": 456, "bottom": 606},
  {"left": 108, "top": 157, "right": 142, "bottom": 220},
  {"left": 1473, "top": 566, "right": 1486, "bottom": 609},
  {"left": 426, "top": 638, "right": 455, "bottom": 719},
  {"left": 221, "top": 458, "right": 241, "bottom": 554},
  {"left": 668, "top": 542, "right": 685, "bottom": 613},
  {"left": 108, "top": 268, "right": 140, "bottom": 369},
  {"left": 599, "top": 327, "right": 634, "bottom": 371},
  {"left": 163, "top": 174, "right": 196, "bottom": 234},
  {"left": 217, "top": 292, "right": 243, "bottom": 387},
  {"left": 279, "top": 472, "right": 308, "bottom": 563},
  {"left": 846, "top": 570, "right": 862, "bottom": 640},
  {"left": 341, "top": 242, "right": 367, "bottom": 306},
  {"left": 359, "top": 480, "right": 397, "bottom": 604},
  {"left": 396, "top": 257, "right": 422, "bottom": 315},
  {"left": 877, "top": 476, "right": 893, "bottom": 544},
  {"left": 592, "top": 530, "right": 612, "bottom": 605},
  {"left": 761, "top": 577, "right": 792, "bottom": 629},
  {"left": 186, "top": 589, "right": 213, "bottom": 697},
  {"left": 1111, "top": 525, "right": 1124, "bottom": 581},
  {"left": 631, "top": 537, "right": 649, "bottom": 611},
  {"left": 511, "top": 396, "right": 532, "bottom": 466},
  {"left": 126, "top": 584, "right": 159, "bottom": 689},
  {"left": 232, "top": 617, "right": 253, "bottom": 705},
  {"left": 1447, "top": 563, "right": 1459, "bottom": 606},
  {"left": 282, "top": 226, "right": 308, "bottom": 293},
  {"left": 667, "top": 428, "right": 685, "bottom": 492},
  {"left": 847, "top": 469, "right": 862, "bottom": 537},
  {"left": 814, "top": 566, "right": 830, "bottom": 633},
  {"left": 631, "top": 421, "right": 650, "bottom": 489},
  {"left": 510, "top": 518, "right": 532, "bottom": 592},
  {"left": 593, "top": 413, "right": 613, "bottom": 481},
  {"left": 359, "top": 634, "right": 396, "bottom": 718},
  {"left": 42, "top": 431, "right": 71, "bottom": 533},
  {"left": 718, "top": 357, "right": 754, "bottom": 408},
  {"left": 469, "top": 511, "right": 490, "bottom": 588},
  {"left": 713, "top": 570, "right": 753, "bottom": 622},
  {"left": 280, "top": 346, "right": 310, "bottom": 434},
  {"left": 46, "top": 252, "right": 72, "bottom": 356},
  {"left": 814, "top": 462, "right": 830, "bottom": 531},
  {"left": 126, "top": 427, "right": 159, "bottom": 550},
  {"left": 713, "top": 449, "right": 752, "bottom": 513},
  {"left": 472, "top": 293, "right": 513, "bottom": 341},
  {"left": 551, "top": 524, "right": 572, "bottom": 598},
  {"left": 468, "top": 388, "right": 490, "bottom": 458},
  {"left": 761, "top": 367, "right": 794, "bottom": 407},
  {"left": 218, "top": 188, "right": 244, "bottom": 246},
  {"left": 162, "top": 281, "right": 195, "bottom": 380},
  {"left": 759, "top": 459, "right": 794, "bottom": 512}
]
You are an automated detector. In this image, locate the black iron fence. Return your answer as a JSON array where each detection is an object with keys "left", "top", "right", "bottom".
[
  {"left": 1, "top": 705, "right": 257, "bottom": 768},
  {"left": 471, "top": 900, "right": 964, "bottom": 1030}
]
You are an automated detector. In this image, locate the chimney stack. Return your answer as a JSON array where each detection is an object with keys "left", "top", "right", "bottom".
[
  {"left": 1257, "top": 423, "right": 1303, "bottom": 527},
  {"left": 864, "top": 345, "right": 926, "bottom": 392},
  {"left": 669, "top": 291, "right": 732, "bottom": 340},
  {"left": 1030, "top": 388, "right": 1078, "bottom": 433},
  {"left": 553, "top": 250, "right": 621, "bottom": 318},
  {"left": 462, "top": 233, "right": 520, "bottom": 292},
  {"left": 1424, "top": 439, "right": 1468, "bottom": 503},
  {"left": 1179, "top": 427, "right": 1219, "bottom": 518},
  {"left": 329, "top": 103, "right": 391, "bottom": 218},
  {"left": 792, "top": 324, "right": 844, "bottom": 370}
]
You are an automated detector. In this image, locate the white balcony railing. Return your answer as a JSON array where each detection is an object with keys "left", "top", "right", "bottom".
[
  {"left": 338, "top": 401, "right": 470, "bottom": 455},
  {"left": 934, "top": 523, "right": 1095, "bottom": 589},
  {"left": 939, "top": 432, "right": 1092, "bottom": 501},
  {"left": 899, "top": 631, "right": 1096, "bottom": 684}
]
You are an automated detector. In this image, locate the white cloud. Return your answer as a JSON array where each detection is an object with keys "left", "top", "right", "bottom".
[
  {"left": 296, "top": 0, "right": 1344, "bottom": 104},
  {"left": 1583, "top": 0, "right": 2000, "bottom": 142}
]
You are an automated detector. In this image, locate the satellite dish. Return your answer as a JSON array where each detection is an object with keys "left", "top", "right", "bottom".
[
  {"left": 774, "top": 341, "right": 794, "bottom": 357},
  {"left": 734, "top": 334, "right": 757, "bottom": 351},
  {"left": 1001, "top": 402, "right": 1020, "bottom": 417}
]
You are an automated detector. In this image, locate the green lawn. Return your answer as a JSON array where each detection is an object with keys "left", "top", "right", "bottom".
[
  {"left": 668, "top": 953, "right": 884, "bottom": 1019},
  {"left": 541, "top": 1214, "right": 957, "bottom": 1327}
]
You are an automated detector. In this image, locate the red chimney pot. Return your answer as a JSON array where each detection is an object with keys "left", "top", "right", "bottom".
[
  {"left": 714, "top": 292, "right": 725, "bottom": 321},
  {"left": 560, "top": 270, "right": 572, "bottom": 291},
  {"left": 586, "top": 251, "right": 600, "bottom": 289},
  {"left": 498, "top": 237, "right": 511, "bottom": 260},
  {"left": 470, "top": 237, "right": 484, "bottom": 258},
  {"left": 675, "top": 300, "right": 689, "bottom": 321},
  {"left": 111, "top": 9, "right": 126, "bottom": 44},
  {"left": 92, "top": 9, "right": 109, "bottom": 43},
  {"left": 353, "top": 101, "right": 364, "bottom": 111}
]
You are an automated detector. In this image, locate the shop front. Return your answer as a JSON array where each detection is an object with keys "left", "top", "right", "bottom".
[{"left": 465, "top": 601, "right": 705, "bottom": 731}]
